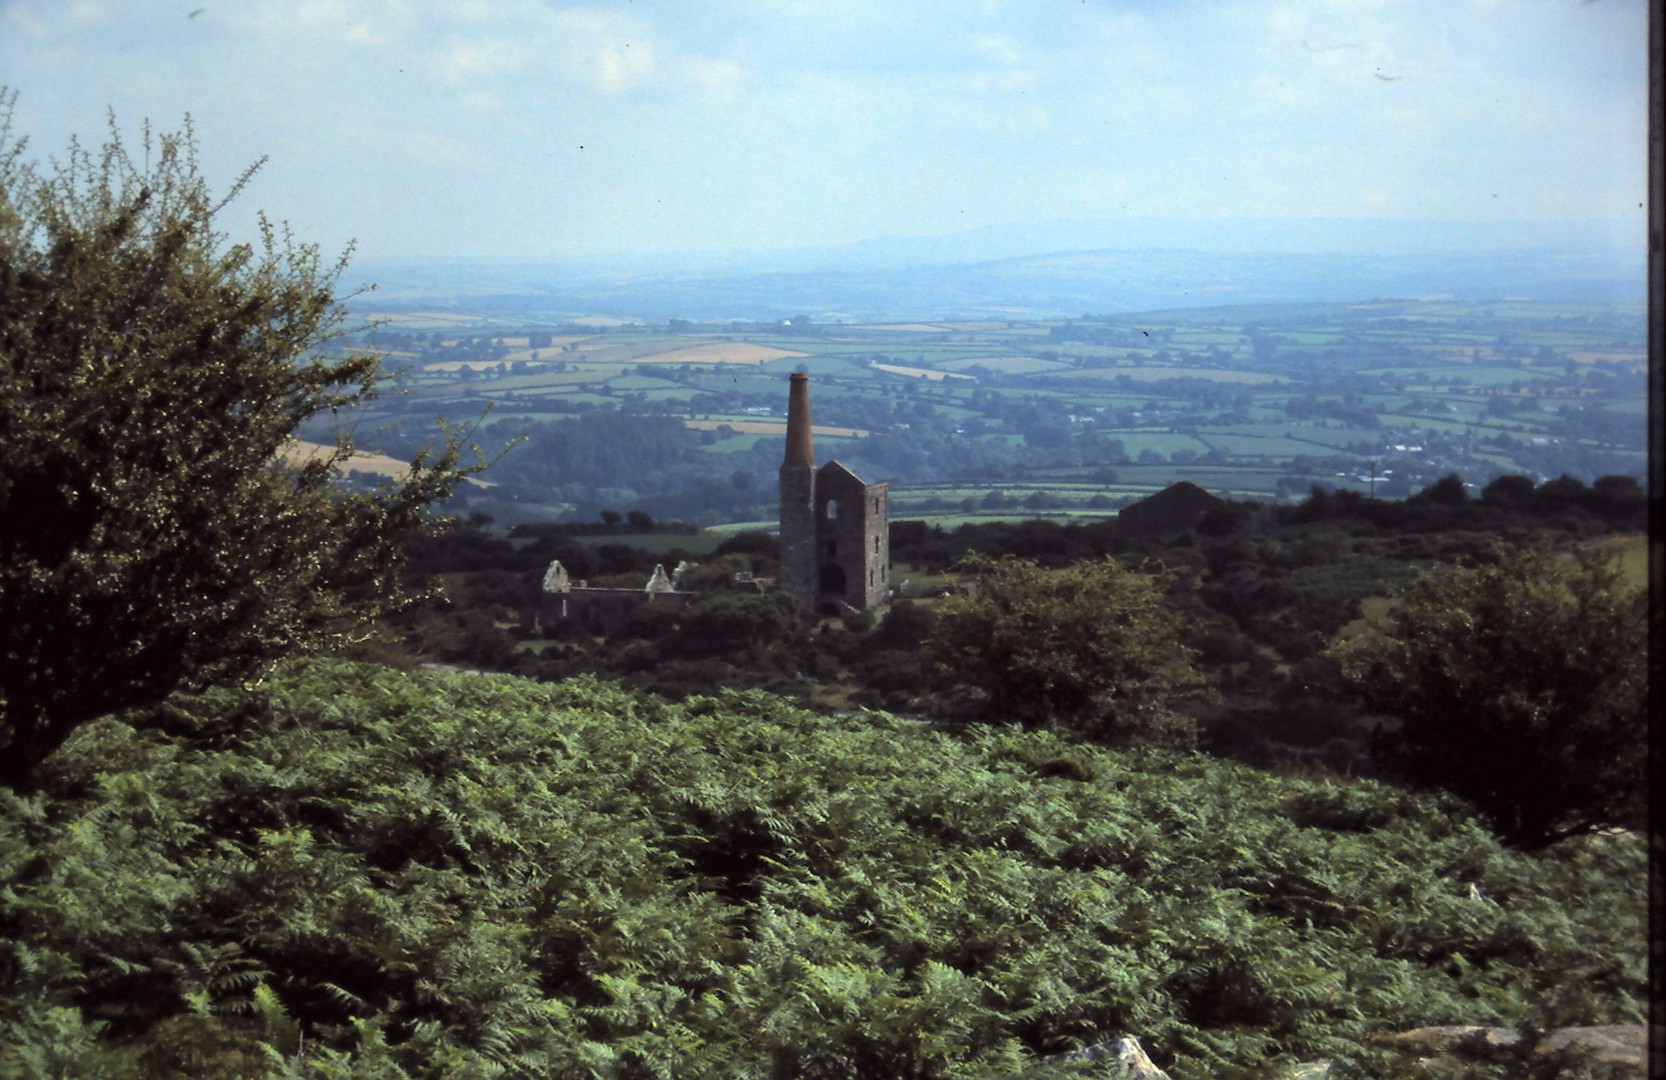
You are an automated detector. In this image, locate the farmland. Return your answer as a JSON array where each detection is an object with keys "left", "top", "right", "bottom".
[{"left": 328, "top": 299, "right": 1647, "bottom": 526}]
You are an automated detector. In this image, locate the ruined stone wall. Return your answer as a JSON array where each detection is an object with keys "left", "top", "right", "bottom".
[
  {"left": 813, "top": 462, "right": 889, "bottom": 611},
  {"left": 530, "top": 587, "right": 700, "bottom": 637},
  {"left": 858, "top": 482, "right": 889, "bottom": 609}
]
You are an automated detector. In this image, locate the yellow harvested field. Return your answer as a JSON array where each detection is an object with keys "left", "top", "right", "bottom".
[
  {"left": 685, "top": 420, "right": 870, "bottom": 438},
  {"left": 280, "top": 440, "right": 411, "bottom": 478},
  {"left": 872, "top": 362, "right": 975, "bottom": 381},
  {"left": 1046, "top": 367, "right": 1287, "bottom": 384},
  {"left": 629, "top": 343, "right": 809, "bottom": 366},
  {"left": 501, "top": 341, "right": 585, "bottom": 362},
  {"left": 280, "top": 440, "right": 496, "bottom": 487}
]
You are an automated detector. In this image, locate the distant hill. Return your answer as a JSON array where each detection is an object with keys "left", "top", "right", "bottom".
[{"left": 346, "top": 218, "right": 1643, "bottom": 323}]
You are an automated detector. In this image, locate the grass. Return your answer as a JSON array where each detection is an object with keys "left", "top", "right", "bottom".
[
  {"left": 684, "top": 419, "right": 871, "bottom": 437},
  {"left": 1043, "top": 367, "right": 1289, "bottom": 385},
  {"left": 697, "top": 434, "right": 767, "bottom": 453},
  {"left": 939, "top": 356, "right": 1071, "bottom": 374},
  {"left": 1598, "top": 534, "right": 1648, "bottom": 589},
  {"left": 871, "top": 362, "right": 977, "bottom": 381},
  {"left": 1113, "top": 432, "right": 1215, "bottom": 457},
  {"left": 1201, "top": 434, "right": 1369, "bottom": 458}
]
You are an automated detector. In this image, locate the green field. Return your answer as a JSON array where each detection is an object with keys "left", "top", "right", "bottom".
[{"left": 342, "top": 299, "right": 1646, "bottom": 525}]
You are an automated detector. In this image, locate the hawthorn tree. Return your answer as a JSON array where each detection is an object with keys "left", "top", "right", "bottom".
[
  {"left": 1328, "top": 545, "right": 1646, "bottom": 849},
  {"left": 0, "top": 96, "right": 478, "bottom": 789},
  {"left": 926, "top": 554, "right": 1213, "bottom": 747}
]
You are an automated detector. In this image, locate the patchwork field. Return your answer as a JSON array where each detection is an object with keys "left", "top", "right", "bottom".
[
  {"left": 871, "top": 362, "right": 976, "bottom": 381},
  {"left": 939, "top": 356, "right": 1069, "bottom": 374},
  {"left": 684, "top": 419, "right": 871, "bottom": 438},
  {"left": 334, "top": 298, "right": 1646, "bottom": 526},
  {"left": 1046, "top": 367, "right": 1289, "bottom": 384}
]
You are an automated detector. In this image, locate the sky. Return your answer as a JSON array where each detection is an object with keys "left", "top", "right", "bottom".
[{"left": 0, "top": 0, "right": 1650, "bottom": 263}]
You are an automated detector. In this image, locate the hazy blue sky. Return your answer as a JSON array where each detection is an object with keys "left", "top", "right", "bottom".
[{"left": 1, "top": 0, "right": 1648, "bottom": 262}]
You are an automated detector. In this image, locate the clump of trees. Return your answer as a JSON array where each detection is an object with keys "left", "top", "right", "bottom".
[
  {"left": 1329, "top": 546, "right": 1646, "bottom": 849},
  {"left": 0, "top": 97, "right": 476, "bottom": 788},
  {"left": 926, "top": 555, "right": 1214, "bottom": 746}
]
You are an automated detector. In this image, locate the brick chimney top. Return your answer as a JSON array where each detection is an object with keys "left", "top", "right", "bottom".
[{"left": 783, "top": 372, "right": 814, "bottom": 466}]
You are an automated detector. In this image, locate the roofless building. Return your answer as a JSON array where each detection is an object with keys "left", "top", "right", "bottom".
[{"left": 777, "top": 372, "right": 889, "bottom": 614}]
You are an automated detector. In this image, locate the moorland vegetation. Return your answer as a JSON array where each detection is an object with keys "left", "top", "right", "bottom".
[
  {"left": 1, "top": 662, "right": 1646, "bottom": 1078},
  {"left": 394, "top": 470, "right": 1644, "bottom": 777},
  {"left": 0, "top": 103, "right": 1648, "bottom": 1078}
]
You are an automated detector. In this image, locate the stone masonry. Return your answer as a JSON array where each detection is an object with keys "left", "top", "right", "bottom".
[{"left": 778, "top": 372, "right": 889, "bottom": 614}]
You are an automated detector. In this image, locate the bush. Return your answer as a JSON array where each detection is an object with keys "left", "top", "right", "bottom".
[
  {"left": 0, "top": 99, "right": 475, "bottom": 789},
  {"left": 1328, "top": 545, "right": 1646, "bottom": 849},
  {"left": 926, "top": 555, "right": 1214, "bottom": 746}
]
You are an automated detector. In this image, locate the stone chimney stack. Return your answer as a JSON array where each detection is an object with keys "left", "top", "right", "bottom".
[
  {"left": 783, "top": 371, "right": 815, "bottom": 467},
  {"left": 778, "top": 372, "right": 817, "bottom": 610}
]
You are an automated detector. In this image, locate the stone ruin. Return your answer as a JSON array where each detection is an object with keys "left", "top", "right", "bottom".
[{"left": 528, "top": 371, "right": 893, "bottom": 634}]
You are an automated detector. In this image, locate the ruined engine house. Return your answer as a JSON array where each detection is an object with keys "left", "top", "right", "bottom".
[{"left": 777, "top": 372, "right": 889, "bottom": 614}]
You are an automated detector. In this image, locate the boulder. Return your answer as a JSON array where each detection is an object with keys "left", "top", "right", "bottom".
[
  {"left": 1033, "top": 1034, "right": 1170, "bottom": 1079},
  {"left": 1387, "top": 1024, "right": 1646, "bottom": 1076},
  {"left": 1540, "top": 1026, "right": 1646, "bottom": 1073}
]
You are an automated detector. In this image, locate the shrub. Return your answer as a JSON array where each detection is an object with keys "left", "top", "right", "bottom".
[
  {"left": 1328, "top": 545, "right": 1646, "bottom": 849},
  {"left": 926, "top": 555, "right": 1214, "bottom": 746}
]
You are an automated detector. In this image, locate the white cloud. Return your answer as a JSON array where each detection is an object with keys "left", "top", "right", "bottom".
[
  {"left": 680, "top": 55, "right": 744, "bottom": 94},
  {"left": 0, "top": 0, "right": 1646, "bottom": 258},
  {"left": 433, "top": 38, "right": 528, "bottom": 87}
]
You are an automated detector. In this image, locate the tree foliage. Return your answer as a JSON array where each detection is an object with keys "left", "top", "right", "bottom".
[
  {"left": 1328, "top": 545, "right": 1646, "bottom": 849},
  {"left": 0, "top": 96, "right": 476, "bottom": 788},
  {"left": 927, "top": 555, "right": 1214, "bottom": 746}
]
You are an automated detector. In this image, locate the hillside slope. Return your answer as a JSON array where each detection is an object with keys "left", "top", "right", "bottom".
[{"left": 1, "top": 661, "right": 1644, "bottom": 1078}]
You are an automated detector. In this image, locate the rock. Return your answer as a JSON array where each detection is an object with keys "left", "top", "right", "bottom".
[
  {"left": 1101, "top": 1036, "right": 1169, "bottom": 1079},
  {"left": 1034, "top": 1035, "right": 1170, "bottom": 1079},
  {"left": 1391, "top": 1025, "right": 1523, "bottom": 1050},
  {"left": 1540, "top": 1026, "right": 1647, "bottom": 1073},
  {"left": 1388, "top": 1024, "right": 1646, "bottom": 1076}
]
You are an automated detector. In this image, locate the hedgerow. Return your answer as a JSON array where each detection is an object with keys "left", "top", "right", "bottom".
[{"left": 0, "top": 661, "right": 1644, "bottom": 1078}]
